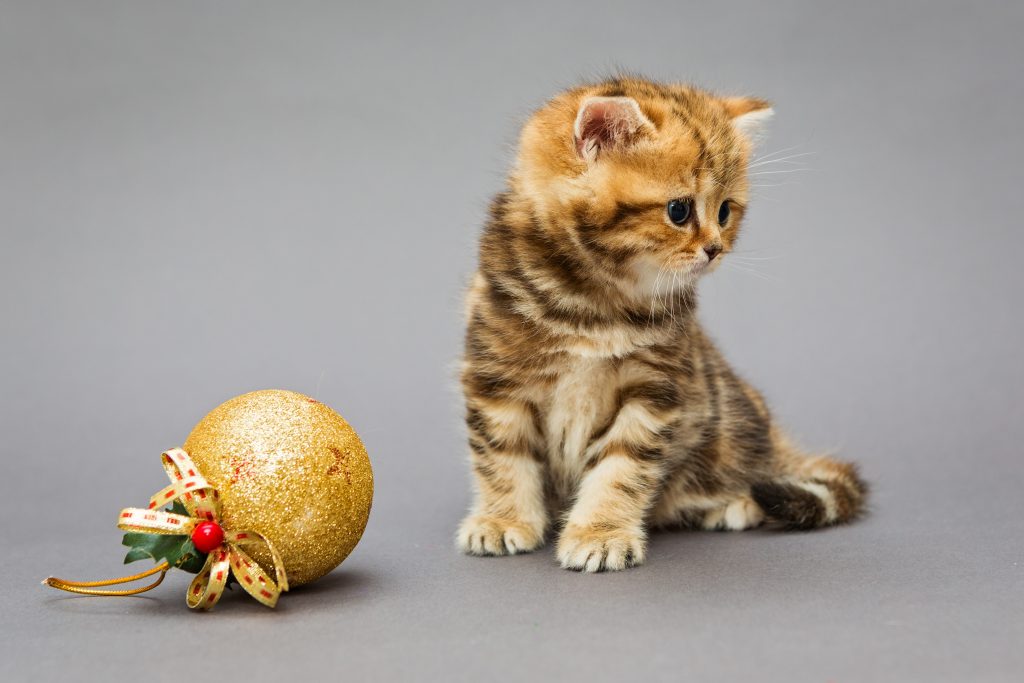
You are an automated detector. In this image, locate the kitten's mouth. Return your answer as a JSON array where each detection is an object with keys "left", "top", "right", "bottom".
[
  {"left": 682, "top": 251, "right": 722, "bottom": 274},
  {"left": 674, "top": 258, "right": 710, "bottom": 275},
  {"left": 630, "top": 253, "right": 714, "bottom": 299}
]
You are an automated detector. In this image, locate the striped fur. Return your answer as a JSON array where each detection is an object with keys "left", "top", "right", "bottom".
[{"left": 457, "top": 78, "right": 867, "bottom": 571}]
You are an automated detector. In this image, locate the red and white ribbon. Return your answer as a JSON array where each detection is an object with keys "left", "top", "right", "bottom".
[{"left": 117, "top": 448, "right": 289, "bottom": 609}]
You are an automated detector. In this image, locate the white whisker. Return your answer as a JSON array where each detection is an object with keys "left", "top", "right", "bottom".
[{"left": 722, "top": 261, "right": 780, "bottom": 283}]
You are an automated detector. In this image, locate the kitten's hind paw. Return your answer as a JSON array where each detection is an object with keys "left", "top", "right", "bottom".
[
  {"left": 457, "top": 515, "right": 545, "bottom": 556},
  {"left": 556, "top": 524, "right": 646, "bottom": 572}
]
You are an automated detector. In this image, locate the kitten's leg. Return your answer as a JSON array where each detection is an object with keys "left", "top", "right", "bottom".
[
  {"left": 557, "top": 455, "right": 663, "bottom": 571},
  {"left": 557, "top": 397, "right": 677, "bottom": 572},
  {"left": 457, "top": 399, "right": 548, "bottom": 556},
  {"left": 650, "top": 480, "right": 765, "bottom": 531}
]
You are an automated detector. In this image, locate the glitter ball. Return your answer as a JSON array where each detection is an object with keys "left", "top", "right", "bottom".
[{"left": 183, "top": 390, "right": 373, "bottom": 587}]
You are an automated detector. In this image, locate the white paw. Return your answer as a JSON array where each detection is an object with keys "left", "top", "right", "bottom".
[
  {"left": 457, "top": 515, "right": 544, "bottom": 556},
  {"left": 556, "top": 524, "right": 646, "bottom": 572},
  {"left": 703, "top": 498, "right": 765, "bottom": 531}
]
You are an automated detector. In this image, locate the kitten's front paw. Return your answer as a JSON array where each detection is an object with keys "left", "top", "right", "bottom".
[
  {"left": 556, "top": 524, "right": 646, "bottom": 572},
  {"left": 457, "top": 515, "right": 544, "bottom": 556}
]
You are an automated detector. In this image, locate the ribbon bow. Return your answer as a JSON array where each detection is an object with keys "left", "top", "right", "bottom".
[{"left": 46, "top": 448, "right": 288, "bottom": 610}]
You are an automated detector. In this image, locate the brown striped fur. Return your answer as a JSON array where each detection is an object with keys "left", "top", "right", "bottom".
[{"left": 457, "top": 78, "right": 867, "bottom": 571}]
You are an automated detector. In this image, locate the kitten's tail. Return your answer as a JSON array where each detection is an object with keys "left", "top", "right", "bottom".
[{"left": 751, "top": 435, "right": 868, "bottom": 530}]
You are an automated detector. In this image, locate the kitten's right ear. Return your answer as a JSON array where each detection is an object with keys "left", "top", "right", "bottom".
[
  {"left": 574, "top": 96, "right": 655, "bottom": 163},
  {"left": 722, "top": 96, "right": 773, "bottom": 144}
]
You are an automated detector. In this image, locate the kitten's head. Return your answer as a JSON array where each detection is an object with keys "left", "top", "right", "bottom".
[{"left": 514, "top": 78, "right": 770, "bottom": 300}]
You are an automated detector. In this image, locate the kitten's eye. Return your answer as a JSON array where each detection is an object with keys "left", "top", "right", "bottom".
[
  {"left": 667, "top": 199, "right": 692, "bottom": 226},
  {"left": 718, "top": 201, "right": 731, "bottom": 225}
]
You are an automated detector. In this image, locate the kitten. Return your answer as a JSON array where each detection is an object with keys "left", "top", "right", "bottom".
[{"left": 457, "top": 77, "right": 866, "bottom": 572}]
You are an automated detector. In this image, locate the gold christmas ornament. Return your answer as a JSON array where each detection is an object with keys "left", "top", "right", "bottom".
[
  {"left": 44, "top": 389, "right": 373, "bottom": 609},
  {"left": 183, "top": 390, "right": 374, "bottom": 587}
]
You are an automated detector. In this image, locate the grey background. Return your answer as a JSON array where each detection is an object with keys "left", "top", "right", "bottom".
[{"left": 2, "top": 1, "right": 1022, "bottom": 681}]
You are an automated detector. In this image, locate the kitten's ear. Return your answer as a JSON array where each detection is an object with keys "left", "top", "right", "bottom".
[
  {"left": 722, "top": 96, "right": 773, "bottom": 143},
  {"left": 574, "top": 96, "right": 655, "bottom": 162}
]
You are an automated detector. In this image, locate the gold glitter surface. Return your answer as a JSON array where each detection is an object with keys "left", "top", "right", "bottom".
[{"left": 183, "top": 390, "right": 373, "bottom": 587}]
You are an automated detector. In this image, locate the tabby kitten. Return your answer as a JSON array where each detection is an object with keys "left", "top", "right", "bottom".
[{"left": 457, "top": 78, "right": 866, "bottom": 572}]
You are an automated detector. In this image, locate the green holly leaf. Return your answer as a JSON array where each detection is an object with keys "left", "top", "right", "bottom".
[
  {"left": 168, "top": 499, "right": 190, "bottom": 517},
  {"left": 175, "top": 539, "right": 208, "bottom": 574},
  {"left": 123, "top": 547, "right": 153, "bottom": 564},
  {"left": 122, "top": 532, "right": 186, "bottom": 568},
  {"left": 121, "top": 500, "right": 207, "bottom": 574}
]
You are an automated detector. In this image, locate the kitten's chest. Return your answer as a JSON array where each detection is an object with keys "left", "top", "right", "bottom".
[{"left": 543, "top": 356, "right": 618, "bottom": 493}]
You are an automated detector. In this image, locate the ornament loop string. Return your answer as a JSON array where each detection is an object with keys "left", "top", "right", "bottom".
[{"left": 43, "top": 561, "right": 170, "bottom": 597}]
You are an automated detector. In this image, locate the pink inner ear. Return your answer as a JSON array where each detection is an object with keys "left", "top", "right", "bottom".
[{"left": 575, "top": 97, "right": 649, "bottom": 159}]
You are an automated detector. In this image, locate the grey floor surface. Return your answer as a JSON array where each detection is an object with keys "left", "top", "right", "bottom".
[{"left": 2, "top": 2, "right": 1022, "bottom": 681}]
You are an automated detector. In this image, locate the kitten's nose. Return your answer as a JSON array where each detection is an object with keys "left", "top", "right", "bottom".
[{"left": 704, "top": 244, "right": 723, "bottom": 261}]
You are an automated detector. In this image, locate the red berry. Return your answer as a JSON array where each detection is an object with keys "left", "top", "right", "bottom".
[{"left": 191, "top": 520, "right": 224, "bottom": 554}]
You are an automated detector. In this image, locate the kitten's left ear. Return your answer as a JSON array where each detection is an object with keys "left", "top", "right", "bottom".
[
  {"left": 722, "top": 96, "right": 773, "bottom": 143},
  {"left": 574, "top": 96, "right": 655, "bottom": 163}
]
